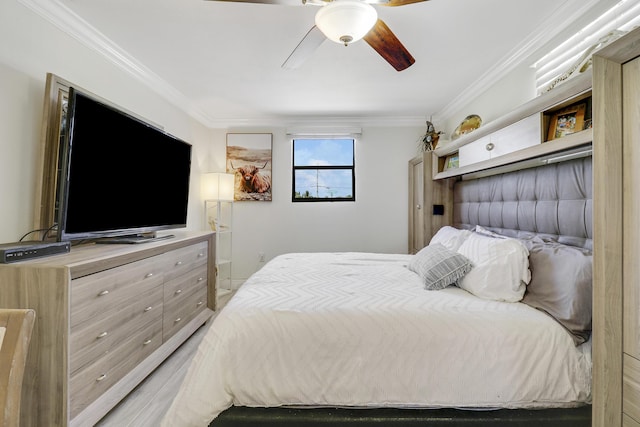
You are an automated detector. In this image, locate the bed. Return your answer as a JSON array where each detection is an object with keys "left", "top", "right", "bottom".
[{"left": 162, "top": 156, "right": 593, "bottom": 427}]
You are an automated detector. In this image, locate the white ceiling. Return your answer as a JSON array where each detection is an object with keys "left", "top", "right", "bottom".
[{"left": 51, "top": 0, "right": 611, "bottom": 127}]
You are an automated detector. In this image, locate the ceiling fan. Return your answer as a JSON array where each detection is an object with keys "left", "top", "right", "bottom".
[{"left": 207, "top": 0, "right": 429, "bottom": 71}]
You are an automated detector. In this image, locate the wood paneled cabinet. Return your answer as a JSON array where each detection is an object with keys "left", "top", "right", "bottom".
[
  {"left": 622, "top": 53, "right": 640, "bottom": 427},
  {"left": 593, "top": 26, "right": 640, "bottom": 427},
  {"left": 432, "top": 72, "right": 593, "bottom": 180},
  {"left": 0, "top": 231, "right": 216, "bottom": 427}
]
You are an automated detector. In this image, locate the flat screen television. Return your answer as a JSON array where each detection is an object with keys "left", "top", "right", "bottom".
[{"left": 56, "top": 87, "right": 192, "bottom": 243}]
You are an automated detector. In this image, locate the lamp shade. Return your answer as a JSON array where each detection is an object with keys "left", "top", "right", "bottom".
[
  {"left": 315, "top": 1, "right": 378, "bottom": 46},
  {"left": 202, "top": 172, "right": 235, "bottom": 201}
]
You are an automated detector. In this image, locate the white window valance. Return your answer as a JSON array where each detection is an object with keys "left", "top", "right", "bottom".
[{"left": 286, "top": 127, "right": 362, "bottom": 138}]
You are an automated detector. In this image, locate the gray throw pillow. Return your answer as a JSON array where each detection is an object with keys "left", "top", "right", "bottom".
[
  {"left": 520, "top": 237, "right": 592, "bottom": 345},
  {"left": 408, "top": 243, "right": 473, "bottom": 290}
]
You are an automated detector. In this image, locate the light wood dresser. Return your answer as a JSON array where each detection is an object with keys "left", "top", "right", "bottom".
[{"left": 0, "top": 231, "right": 216, "bottom": 426}]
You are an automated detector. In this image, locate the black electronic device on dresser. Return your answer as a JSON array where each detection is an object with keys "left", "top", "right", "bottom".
[{"left": 0, "top": 240, "right": 70, "bottom": 263}]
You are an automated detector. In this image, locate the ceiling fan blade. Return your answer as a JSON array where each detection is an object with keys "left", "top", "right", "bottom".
[
  {"left": 380, "top": 0, "right": 429, "bottom": 6},
  {"left": 363, "top": 19, "right": 415, "bottom": 71},
  {"left": 204, "top": 0, "right": 303, "bottom": 5},
  {"left": 282, "top": 25, "right": 327, "bottom": 69}
]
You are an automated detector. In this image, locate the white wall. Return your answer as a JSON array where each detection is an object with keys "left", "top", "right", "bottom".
[
  {"left": 206, "top": 127, "right": 423, "bottom": 282},
  {"left": 0, "top": 0, "right": 212, "bottom": 243},
  {"left": 442, "top": 64, "right": 537, "bottom": 137},
  {"left": 0, "top": 64, "right": 43, "bottom": 243},
  {"left": 0, "top": 0, "right": 423, "bottom": 279},
  {"left": 0, "top": 0, "right": 535, "bottom": 285}
]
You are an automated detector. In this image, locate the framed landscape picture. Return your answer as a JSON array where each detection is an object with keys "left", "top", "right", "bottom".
[
  {"left": 226, "top": 133, "right": 273, "bottom": 201},
  {"left": 444, "top": 154, "right": 459, "bottom": 170}
]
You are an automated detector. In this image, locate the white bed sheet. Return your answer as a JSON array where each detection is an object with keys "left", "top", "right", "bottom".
[{"left": 162, "top": 252, "right": 591, "bottom": 427}]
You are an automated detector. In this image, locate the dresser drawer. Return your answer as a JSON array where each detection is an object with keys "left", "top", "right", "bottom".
[
  {"left": 624, "top": 353, "right": 640, "bottom": 424},
  {"left": 164, "top": 264, "right": 208, "bottom": 304},
  {"left": 458, "top": 135, "right": 492, "bottom": 167},
  {"left": 163, "top": 285, "right": 208, "bottom": 341},
  {"left": 163, "top": 241, "right": 208, "bottom": 282},
  {"left": 71, "top": 257, "right": 164, "bottom": 327},
  {"left": 69, "top": 316, "right": 162, "bottom": 418},
  {"left": 69, "top": 285, "right": 163, "bottom": 375},
  {"left": 489, "top": 114, "right": 540, "bottom": 157},
  {"left": 458, "top": 114, "right": 540, "bottom": 168}
]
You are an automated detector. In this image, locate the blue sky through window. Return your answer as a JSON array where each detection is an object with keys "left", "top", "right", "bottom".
[{"left": 293, "top": 139, "right": 354, "bottom": 167}]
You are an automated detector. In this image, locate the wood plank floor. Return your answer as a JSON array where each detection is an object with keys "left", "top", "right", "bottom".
[
  {"left": 96, "top": 290, "right": 235, "bottom": 426},
  {"left": 95, "top": 322, "right": 209, "bottom": 427}
]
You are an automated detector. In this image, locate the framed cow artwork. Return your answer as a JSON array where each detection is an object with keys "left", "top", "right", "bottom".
[{"left": 226, "top": 133, "right": 273, "bottom": 201}]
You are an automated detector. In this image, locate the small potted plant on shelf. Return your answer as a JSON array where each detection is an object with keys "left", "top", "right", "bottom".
[{"left": 419, "top": 120, "right": 444, "bottom": 152}]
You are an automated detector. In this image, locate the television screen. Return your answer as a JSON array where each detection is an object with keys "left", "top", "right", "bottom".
[{"left": 57, "top": 88, "right": 192, "bottom": 242}]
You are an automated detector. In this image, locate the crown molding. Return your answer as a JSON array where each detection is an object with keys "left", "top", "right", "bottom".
[
  {"left": 22, "top": 0, "right": 603, "bottom": 130},
  {"left": 18, "top": 0, "right": 218, "bottom": 127},
  {"left": 18, "top": 0, "right": 426, "bottom": 129},
  {"left": 208, "top": 115, "right": 426, "bottom": 129},
  {"left": 434, "top": 0, "right": 603, "bottom": 125}
]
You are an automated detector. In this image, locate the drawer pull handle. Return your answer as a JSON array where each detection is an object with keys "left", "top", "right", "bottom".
[
  {"left": 197, "top": 277, "right": 204, "bottom": 282},
  {"left": 175, "top": 261, "right": 183, "bottom": 266},
  {"left": 485, "top": 142, "right": 495, "bottom": 151},
  {"left": 98, "top": 290, "right": 109, "bottom": 297},
  {"left": 145, "top": 272, "right": 154, "bottom": 278},
  {"left": 96, "top": 374, "right": 107, "bottom": 382},
  {"left": 143, "top": 339, "right": 152, "bottom": 346},
  {"left": 197, "top": 301, "right": 204, "bottom": 307},
  {"left": 144, "top": 306, "right": 153, "bottom": 312},
  {"left": 97, "top": 331, "right": 108, "bottom": 339},
  {"left": 175, "top": 289, "right": 182, "bottom": 295},
  {"left": 174, "top": 317, "right": 182, "bottom": 323}
]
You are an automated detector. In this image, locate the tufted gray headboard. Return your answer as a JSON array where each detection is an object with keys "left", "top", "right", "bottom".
[{"left": 453, "top": 157, "right": 592, "bottom": 250}]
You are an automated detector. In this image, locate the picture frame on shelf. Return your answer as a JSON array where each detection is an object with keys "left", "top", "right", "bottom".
[
  {"left": 444, "top": 154, "right": 459, "bottom": 170},
  {"left": 547, "top": 103, "right": 586, "bottom": 141}
]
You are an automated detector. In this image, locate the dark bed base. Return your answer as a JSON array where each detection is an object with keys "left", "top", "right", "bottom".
[{"left": 213, "top": 405, "right": 591, "bottom": 426}]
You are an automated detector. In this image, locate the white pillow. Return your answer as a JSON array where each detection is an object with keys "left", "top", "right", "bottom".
[
  {"left": 473, "top": 225, "right": 503, "bottom": 238},
  {"left": 429, "top": 226, "right": 472, "bottom": 252},
  {"left": 457, "top": 232, "right": 531, "bottom": 302}
]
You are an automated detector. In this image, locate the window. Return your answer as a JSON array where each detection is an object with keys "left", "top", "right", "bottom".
[
  {"left": 534, "top": 0, "right": 640, "bottom": 94},
  {"left": 292, "top": 138, "right": 355, "bottom": 202}
]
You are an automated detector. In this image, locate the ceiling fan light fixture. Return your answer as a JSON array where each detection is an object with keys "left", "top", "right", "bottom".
[{"left": 315, "top": 1, "right": 378, "bottom": 46}]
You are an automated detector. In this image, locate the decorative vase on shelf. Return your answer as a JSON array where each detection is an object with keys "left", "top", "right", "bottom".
[{"left": 451, "top": 114, "right": 482, "bottom": 140}]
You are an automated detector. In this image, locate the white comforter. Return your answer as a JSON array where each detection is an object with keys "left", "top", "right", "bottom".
[{"left": 162, "top": 252, "right": 591, "bottom": 427}]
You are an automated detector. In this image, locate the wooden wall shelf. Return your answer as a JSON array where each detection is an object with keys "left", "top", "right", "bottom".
[
  {"left": 434, "top": 70, "right": 593, "bottom": 158},
  {"left": 434, "top": 129, "right": 592, "bottom": 180}
]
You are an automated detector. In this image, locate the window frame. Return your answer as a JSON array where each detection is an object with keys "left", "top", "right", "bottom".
[{"left": 291, "top": 138, "right": 356, "bottom": 203}]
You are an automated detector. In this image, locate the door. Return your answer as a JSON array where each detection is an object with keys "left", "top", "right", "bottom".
[{"left": 408, "top": 155, "right": 425, "bottom": 254}]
